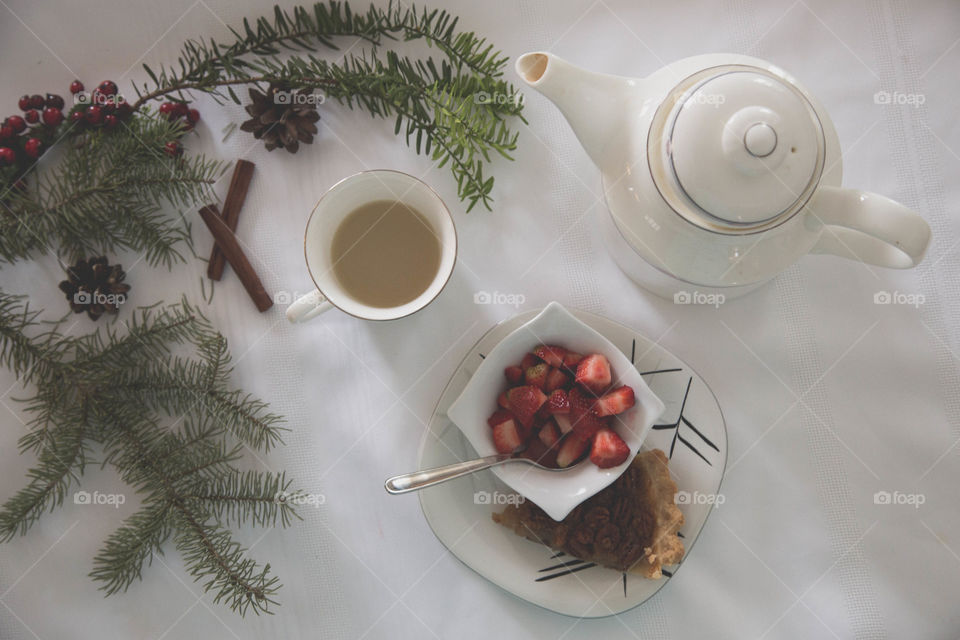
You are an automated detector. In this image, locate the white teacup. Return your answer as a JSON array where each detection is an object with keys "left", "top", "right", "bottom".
[{"left": 286, "top": 170, "right": 457, "bottom": 322}]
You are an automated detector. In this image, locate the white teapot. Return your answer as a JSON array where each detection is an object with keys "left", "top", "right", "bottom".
[{"left": 516, "top": 52, "right": 931, "bottom": 298}]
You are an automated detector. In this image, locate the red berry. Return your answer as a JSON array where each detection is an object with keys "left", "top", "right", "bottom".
[
  {"left": 97, "top": 80, "right": 118, "bottom": 96},
  {"left": 69, "top": 80, "right": 84, "bottom": 95},
  {"left": 90, "top": 89, "right": 105, "bottom": 106},
  {"left": 115, "top": 102, "right": 132, "bottom": 120},
  {"left": 103, "top": 114, "right": 118, "bottom": 129},
  {"left": 0, "top": 125, "right": 13, "bottom": 139},
  {"left": 42, "top": 107, "right": 63, "bottom": 126},
  {"left": 69, "top": 110, "right": 84, "bottom": 124},
  {"left": 23, "top": 138, "right": 42, "bottom": 159},
  {"left": 7, "top": 116, "right": 26, "bottom": 133},
  {"left": 186, "top": 108, "right": 200, "bottom": 124},
  {"left": 589, "top": 427, "right": 631, "bottom": 468},
  {"left": 18, "top": 95, "right": 31, "bottom": 111},
  {"left": 24, "top": 110, "right": 39, "bottom": 124},
  {"left": 0, "top": 147, "right": 15, "bottom": 165},
  {"left": 84, "top": 105, "right": 102, "bottom": 124},
  {"left": 172, "top": 102, "right": 188, "bottom": 118},
  {"left": 158, "top": 102, "right": 175, "bottom": 116},
  {"left": 28, "top": 95, "right": 44, "bottom": 109},
  {"left": 163, "top": 141, "right": 182, "bottom": 157},
  {"left": 45, "top": 94, "right": 64, "bottom": 110}
]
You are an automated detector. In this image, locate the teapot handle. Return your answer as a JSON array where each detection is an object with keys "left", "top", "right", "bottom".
[{"left": 809, "top": 186, "right": 931, "bottom": 268}]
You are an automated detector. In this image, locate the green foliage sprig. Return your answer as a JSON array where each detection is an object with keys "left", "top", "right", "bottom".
[
  {"left": 0, "top": 116, "right": 224, "bottom": 266},
  {"left": 135, "top": 1, "right": 526, "bottom": 211},
  {"left": 0, "top": 295, "right": 298, "bottom": 615}
]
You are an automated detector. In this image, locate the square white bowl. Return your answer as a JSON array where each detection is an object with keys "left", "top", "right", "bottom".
[{"left": 446, "top": 302, "right": 666, "bottom": 520}]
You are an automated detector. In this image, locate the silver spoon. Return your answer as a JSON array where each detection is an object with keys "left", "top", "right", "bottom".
[{"left": 384, "top": 449, "right": 588, "bottom": 494}]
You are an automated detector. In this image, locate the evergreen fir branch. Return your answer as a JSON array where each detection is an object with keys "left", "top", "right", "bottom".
[
  {"left": 89, "top": 503, "right": 172, "bottom": 596},
  {"left": 133, "top": 1, "right": 525, "bottom": 211},
  {"left": 0, "top": 419, "right": 88, "bottom": 541},
  {"left": 0, "top": 297, "right": 299, "bottom": 614},
  {"left": 173, "top": 514, "right": 280, "bottom": 615},
  {"left": 180, "top": 470, "right": 297, "bottom": 528},
  {"left": 0, "top": 117, "right": 224, "bottom": 266}
]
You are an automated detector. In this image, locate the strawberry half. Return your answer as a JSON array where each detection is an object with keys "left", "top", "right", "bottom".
[
  {"left": 538, "top": 420, "right": 561, "bottom": 448},
  {"left": 525, "top": 363, "right": 550, "bottom": 390},
  {"left": 562, "top": 351, "right": 583, "bottom": 370},
  {"left": 568, "top": 387, "right": 607, "bottom": 438},
  {"left": 487, "top": 409, "right": 516, "bottom": 429},
  {"left": 520, "top": 353, "right": 539, "bottom": 370},
  {"left": 523, "top": 438, "right": 557, "bottom": 467},
  {"left": 575, "top": 353, "right": 612, "bottom": 394},
  {"left": 492, "top": 420, "right": 524, "bottom": 454},
  {"left": 554, "top": 413, "right": 574, "bottom": 434},
  {"left": 589, "top": 427, "right": 630, "bottom": 468},
  {"left": 497, "top": 391, "right": 511, "bottom": 410},
  {"left": 556, "top": 432, "right": 590, "bottom": 468},
  {"left": 533, "top": 344, "right": 567, "bottom": 368},
  {"left": 544, "top": 367, "right": 570, "bottom": 393},
  {"left": 594, "top": 385, "right": 636, "bottom": 417},
  {"left": 504, "top": 365, "right": 524, "bottom": 385},
  {"left": 507, "top": 385, "right": 548, "bottom": 427},
  {"left": 546, "top": 388, "right": 570, "bottom": 414}
]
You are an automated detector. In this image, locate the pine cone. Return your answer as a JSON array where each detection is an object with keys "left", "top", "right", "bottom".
[
  {"left": 239, "top": 83, "right": 321, "bottom": 154},
  {"left": 58, "top": 256, "right": 130, "bottom": 320}
]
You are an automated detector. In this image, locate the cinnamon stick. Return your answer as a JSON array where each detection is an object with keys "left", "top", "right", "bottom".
[
  {"left": 208, "top": 159, "right": 255, "bottom": 280},
  {"left": 198, "top": 205, "right": 273, "bottom": 312}
]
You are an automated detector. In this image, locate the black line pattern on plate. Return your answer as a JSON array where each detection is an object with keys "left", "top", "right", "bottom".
[
  {"left": 651, "top": 377, "right": 716, "bottom": 466},
  {"left": 539, "top": 559, "right": 593, "bottom": 572},
  {"left": 535, "top": 561, "right": 597, "bottom": 582}
]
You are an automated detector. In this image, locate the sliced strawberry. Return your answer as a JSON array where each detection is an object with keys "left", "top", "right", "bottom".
[
  {"left": 554, "top": 413, "right": 574, "bottom": 434},
  {"left": 488, "top": 408, "right": 515, "bottom": 427},
  {"left": 492, "top": 420, "right": 524, "bottom": 454},
  {"left": 538, "top": 420, "right": 561, "bottom": 448},
  {"left": 562, "top": 351, "right": 584, "bottom": 370},
  {"left": 556, "top": 432, "right": 590, "bottom": 468},
  {"left": 507, "top": 385, "right": 548, "bottom": 427},
  {"left": 497, "top": 391, "right": 510, "bottom": 409},
  {"left": 504, "top": 365, "right": 524, "bottom": 385},
  {"left": 589, "top": 427, "right": 630, "bottom": 468},
  {"left": 568, "top": 387, "right": 607, "bottom": 438},
  {"left": 534, "top": 402, "right": 552, "bottom": 423},
  {"left": 533, "top": 344, "right": 567, "bottom": 367},
  {"left": 525, "top": 363, "right": 550, "bottom": 390},
  {"left": 520, "top": 352, "right": 539, "bottom": 370},
  {"left": 544, "top": 367, "right": 570, "bottom": 393},
  {"left": 593, "top": 385, "right": 636, "bottom": 417},
  {"left": 523, "top": 438, "right": 558, "bottom": 467},
  {"left": 546, "top": 389, "right": 570, "bottom": 414},
  {"left": 575, "top": 354, "right": 612, "bottom": 394}
]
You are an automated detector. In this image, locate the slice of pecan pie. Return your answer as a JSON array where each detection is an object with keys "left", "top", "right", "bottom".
[{"left": 491, "top": 449, "right": 684, "bottom": 578}]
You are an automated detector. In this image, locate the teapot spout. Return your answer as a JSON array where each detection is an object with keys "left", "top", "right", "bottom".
[{"left": 516, "top": 52, "right": 634, "bottom": 169}]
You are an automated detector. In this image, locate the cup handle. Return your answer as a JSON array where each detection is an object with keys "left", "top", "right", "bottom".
[
  {"left": 809, "top": 186, "right": 931, "bottom": 268},
  {"left": 286, "top": 289, "right": 334, "bottom": 323}
]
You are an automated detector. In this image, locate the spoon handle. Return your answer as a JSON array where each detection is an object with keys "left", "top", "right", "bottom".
[{"left": 384, "top": 453, "right": 517, "bottom": 494}]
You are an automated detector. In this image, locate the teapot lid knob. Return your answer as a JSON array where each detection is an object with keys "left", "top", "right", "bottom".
[
  {"left": 657, "top": 67, "right": 826, "bottom": 229},
  {"left": 744, "top": 122, "right": 777, "bottom": 157}
]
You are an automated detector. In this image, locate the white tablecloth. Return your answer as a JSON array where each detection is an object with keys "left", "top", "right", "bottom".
[{"left": 1, "top": 0, "right": 958, "bottom": 638}]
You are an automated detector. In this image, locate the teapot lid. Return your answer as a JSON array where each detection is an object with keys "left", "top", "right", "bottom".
[{"left": 653, "top": 66, "right": 826, "bottom": 231}]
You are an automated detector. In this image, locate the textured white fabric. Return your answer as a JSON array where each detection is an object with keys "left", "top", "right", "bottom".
[{"left": 0, "top": 0, "right": 958, "bottom": 638}]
